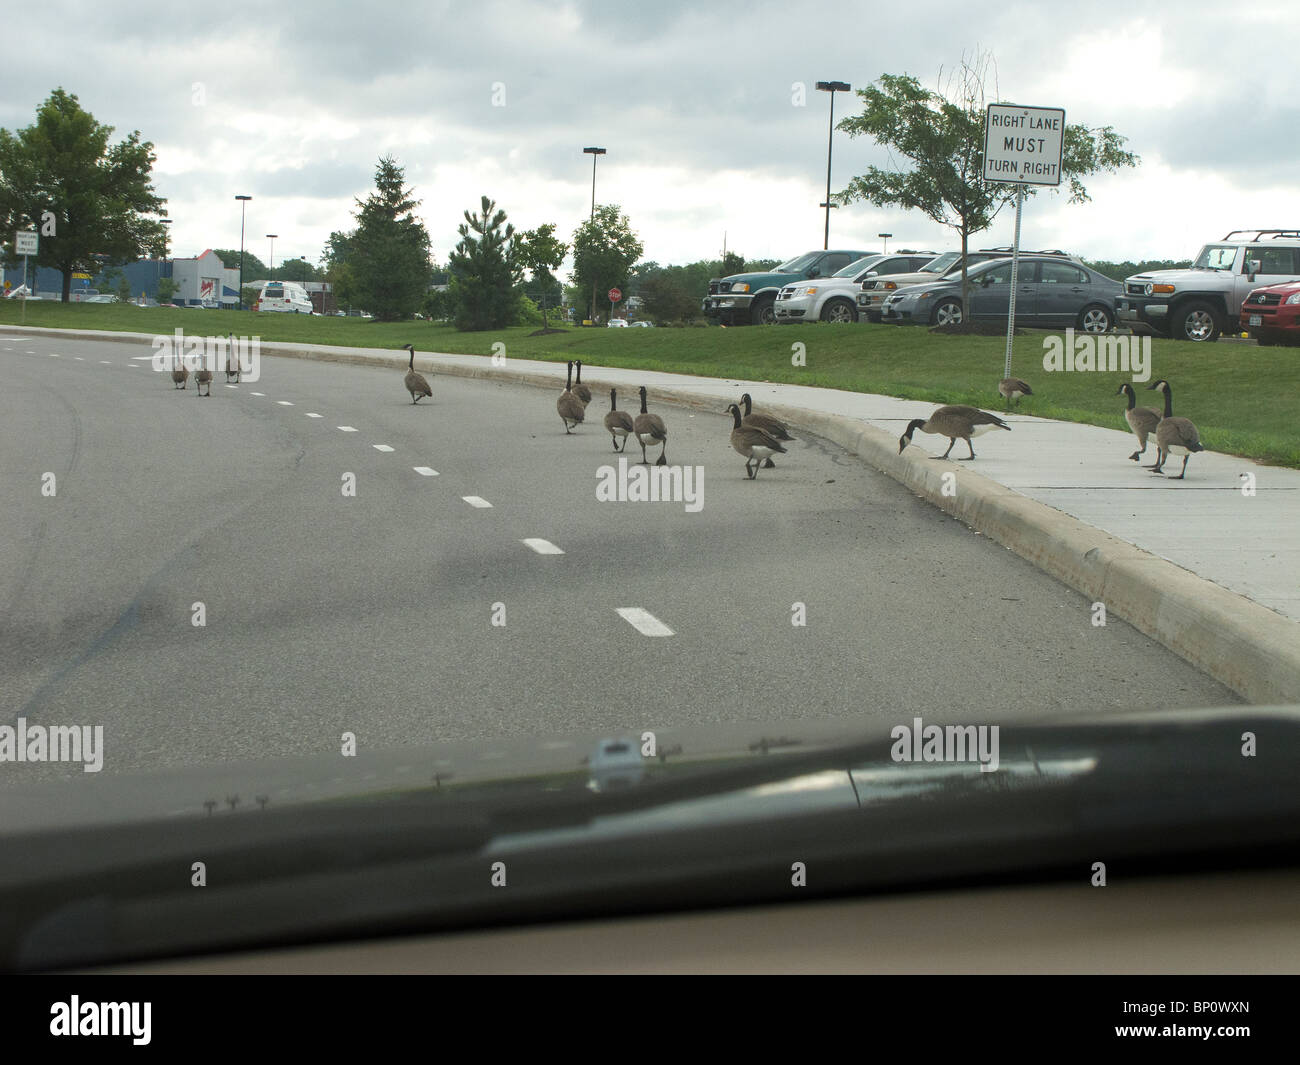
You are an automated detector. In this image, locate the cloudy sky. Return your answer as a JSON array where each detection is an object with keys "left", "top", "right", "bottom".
[{"left": 2, "top": 0, "right": 1297, "bottom": 274}]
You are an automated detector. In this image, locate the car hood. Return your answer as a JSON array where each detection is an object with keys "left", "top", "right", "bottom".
[
  {"left": 721, "top": 271, "right": 802, "bottom": 288},
  {"left": 1249, "top": 280, "right": 1300, "bottom": 295},
  {"left": 1125, "top": 267, "right": 1227, "bottom": 285}
]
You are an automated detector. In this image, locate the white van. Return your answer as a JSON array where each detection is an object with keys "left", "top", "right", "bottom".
[{"left": 254, "top": 280, "right": 314, "bottom": 314}]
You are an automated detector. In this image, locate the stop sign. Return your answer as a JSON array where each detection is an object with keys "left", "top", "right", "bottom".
[{"left": 608, "top": 287, "right": 622, "bottom": 302}]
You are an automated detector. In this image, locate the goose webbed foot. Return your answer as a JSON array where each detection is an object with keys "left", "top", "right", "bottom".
[{"left": 763, "top": 458, "right": 775, "bottom": 468}]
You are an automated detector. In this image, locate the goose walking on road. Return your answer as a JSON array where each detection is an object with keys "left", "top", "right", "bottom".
[
  {"left": 727, "top": 403, "right": 786, "bottom": 479},
  {"left": 739, "top": 393, "right": 793, "bottom": 468},
  {"left": 603, "top": 388, "right": 634, "bottom": 452},
  {"left": 1145, "top": 379, "right": 1204, "bottom": 479},
  {"left": 225, "top": 333, "right": 241, "bottom": 383},
  {"left": 557, "top": 361, "right": 585, "bottom": 433},
  {"left": 634, "top": 386, "right": 668, "bottom": 466},
  {"left": 1116, "top": 382, "right": 1161, "bottom": 461},
  {"left": 898, "top": 405, "right": 1010, "bottom": 460},
  {"left": 402, "top": 344, "right": 432, "bottom": 404}
]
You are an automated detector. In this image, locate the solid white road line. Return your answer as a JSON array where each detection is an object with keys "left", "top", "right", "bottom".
[
  {"left": 373, "top": 444, "right": 394, "bottom": 452},
  {"left": 463, "top": 496, "right": 493, "bottom": 508},
  {"left": 413, "top": 466, "right": 438, "bottom": 476},
  {"left": 616, "top": 607, "right": 675, "bottom": 636},
  {"left": 521, "top": 538, "right": 563, "bottom": 554}
]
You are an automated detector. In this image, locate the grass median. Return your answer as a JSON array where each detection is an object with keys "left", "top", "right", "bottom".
[{"left": 5, "top": 301, "right": 1297, "bottom": 467}]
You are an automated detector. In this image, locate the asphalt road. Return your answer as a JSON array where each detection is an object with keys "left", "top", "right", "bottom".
[{"left": 1, "top": 332, "right": 1241, "bottom": 785}]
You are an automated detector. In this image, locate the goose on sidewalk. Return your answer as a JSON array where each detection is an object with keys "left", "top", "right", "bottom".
[
  {"left": 1145, "top": 379, "right": 1204, "bottom": 479},
  {"left": 1116, "top": 382, "right": 1161, "bottom": 462},
  {"left": 402, "top": 344, "right": 432, "bottom": 404},
  {"left": 898, "top": 405, "right": 1010, "bottom": 460},
  {"left": 727, "top": 403, "right": 786, "bottom": 479}
]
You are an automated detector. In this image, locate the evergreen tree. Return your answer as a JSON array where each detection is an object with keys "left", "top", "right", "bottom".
[{"left": 448, "top": 195, "right": 521, "bottom": 331}]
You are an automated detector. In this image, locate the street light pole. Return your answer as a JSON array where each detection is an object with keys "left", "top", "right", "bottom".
[
  {"left": 235, "top": 195, "right": 251, "bottom": 309},
  {"left": 582, "top": 146, "right": 606, "bottom": 324},
  {"left": 267, "top": 234, "right": 278, "bottom": 282},
  {"left": 878, "top": 232, "right": 892, "bottom": 254},
  {"left": 815, "top": 81, "right": 850, "bottom": 250}
]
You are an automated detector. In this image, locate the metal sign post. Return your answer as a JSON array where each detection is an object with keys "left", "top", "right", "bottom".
[
  {"left": 982, "top": 105, "right": 1065, "bottom": 381},
  {"left": 14, "top": 230, "right": 39, "bottom": 324}
]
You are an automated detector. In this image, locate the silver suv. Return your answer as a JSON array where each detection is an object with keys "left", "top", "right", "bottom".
[{"left": 1117, "top": 229, "right": 1300, "bottom": 342}]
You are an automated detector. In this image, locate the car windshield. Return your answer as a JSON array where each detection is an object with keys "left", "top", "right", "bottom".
[
  {"left": 1193, "top": 244, "right": 1237, "bottom": 270},
  {"left": 835, "top": 255, "right": 885, "bottom": 278},
  {"left": 775, "top": 251, "right": 821, "bottom": 273},
  {"left": 919, "top": 252, "right": 960, "bottom": 274}
]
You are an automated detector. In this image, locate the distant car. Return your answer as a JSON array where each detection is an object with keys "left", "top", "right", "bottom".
[
  {"left": 1241, "top": 280, "right": 1300, "bottom": 345},
  {"left": 776, "top": 252, "right": 937, "bottom": 324},
  {"left": 630, "top": 321, "right": 654, "bottom": 327},
  {"left": 607, "top": 318, "right": 629, "bottom": 327},
  {"left": 881, "top": 256, "right": 1121, "bottom": 331},
  {"left": 586, "top": 738, "right": 645, "bottom": 791},
  {"left": 80, "top": 294, "right": 118, "bottom": 304}
]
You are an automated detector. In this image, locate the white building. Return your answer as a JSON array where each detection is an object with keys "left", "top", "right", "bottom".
[{"left": 170, "top": 249, "right": 243, "bottom": 306}]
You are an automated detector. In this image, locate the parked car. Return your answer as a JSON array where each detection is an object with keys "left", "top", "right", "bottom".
[
  {"left": 1117, "top": 229, "right": 1300, "bottom": 342},
  {"left": 775, "top": 252, "right": 936, "bottom": 324},
  {"left": 607, "top": 318, "right": 628, "bottom": 327},
  {"left": 858, "top": 248, "right": 1081, "bottom": 323},
  {"left": 254, "top": 280, "right": 314, "bottom": 314},
  {"left": 1241, "top": 280, "right": 1300, "bottom": 345},
  {"left": 79, "top": 294, "right": 118, "bottom": 304},
  {"left": 703, "top": 248, "right": 875, "bottom": 326},
  {"left": 880, "top": 256, "right": 1121, "bottom": 331},
  {"left": 630, "top": 321, "right": 654, "bottom": 328}
]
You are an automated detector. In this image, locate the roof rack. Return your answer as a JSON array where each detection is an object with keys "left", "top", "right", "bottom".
[
  {"left": 979, "top": 246, "right": 1072, "bottom": 256},
  {"left": 1221, "top": 229, "right": 1300, "bottom": 241}
]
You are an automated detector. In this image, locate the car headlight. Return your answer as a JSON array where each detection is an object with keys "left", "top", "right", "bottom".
[
  {"left": 1286, "top": 292, "right": 1300, "bottom": 305},
  {"left": 1147, "top": 283, "right": 1174, "bottom": 294},
  {"left": 799, "top": 287, "right": 818, "bottom": 296},
  {"left": 730, "top": 283, "right": 750, "bottom": 294},
  {"left": 881, "top": 281, "right": 899, "bottom": 291}
]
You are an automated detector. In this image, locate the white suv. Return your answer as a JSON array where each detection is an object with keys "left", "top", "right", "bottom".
[{"left": 775, "top": 252, "right": 937, "bottom": 324}]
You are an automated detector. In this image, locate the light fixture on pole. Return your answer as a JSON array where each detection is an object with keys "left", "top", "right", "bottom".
[
  {"left": 878, "top": 232, "right": 892, "bottom": 254},
  {"left": 235, "top": 196, "right": 251, "bottom": 309},
  {"left": 582, "top": 147, "right": 606, "bottom": 323},
  {"left": 815, "top": 81, "right": 850, "bottom": 250}
]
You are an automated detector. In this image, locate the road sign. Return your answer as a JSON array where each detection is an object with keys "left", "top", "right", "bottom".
[
  {"left": 983, "top": 104, "right": 1065, "bottom": 186},
  {"left": 15, "top": 230, "right": 38, "bottom": 255},
  {"left": 608, "top": 287, "right": 622, "bottom": 302}
]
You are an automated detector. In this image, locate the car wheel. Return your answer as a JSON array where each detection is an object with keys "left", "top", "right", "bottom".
[
  {"left": 1078, "top": 304, "right": 1113, "bottom": 333},
  {"left": 751, "top": 297, "right": 776, "bottom": 326},
  {"left": 1172, "top": 300, "right": 1221, "bottom": 342},
  {"left": 930, "top": 298, "right": 963, "bottom": 327},
  {"left": 820, "top": 298, "right": 857, "bottom": 324}
]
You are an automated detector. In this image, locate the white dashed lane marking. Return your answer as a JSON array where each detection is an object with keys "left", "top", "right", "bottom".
[
  {"left": 305, "top": 413, "right": 322, "bottom": 418},
  {"left": 413, "top": 466, "right": 438, "bottom": 476},
  {"left": 373, "top": 444, "right": 394, "bottom": 452},
  {"left": 250, "top": 391, "right": 265, "bottom": 396},
  {"left": 521, "top": 538, "right": 563, "bottom": 554},
  {"left": 463, "top": 496, "right": 493, "bottom": 509},
  {"left": 338, "top": 426, "right": 357, "bottom": 432},
  {"left": 616, "top": 607, "right": 674, "bottom": 636},
  {"left": 277, "top": 400, "right": 294, "bottom": 406}
]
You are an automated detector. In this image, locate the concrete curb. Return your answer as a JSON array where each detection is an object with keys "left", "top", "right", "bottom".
[{"left": 7, "top": 324, "right": 1298, "bottom": 704}]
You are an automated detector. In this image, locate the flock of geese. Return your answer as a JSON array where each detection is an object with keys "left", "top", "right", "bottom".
[
  {"left": 168, "top": 332, "right": 243, "bottom": 396},
  {"left": 170, "top": 340, "right": 1207, "bottom": 481},
  {"left": 554, "top": 358, "right": 798, "bottom": 478}
]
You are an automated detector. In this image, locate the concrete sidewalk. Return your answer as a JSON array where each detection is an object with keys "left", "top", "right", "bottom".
[{"left": 6, "top": 325, "right": 1298, "bottom": 702}]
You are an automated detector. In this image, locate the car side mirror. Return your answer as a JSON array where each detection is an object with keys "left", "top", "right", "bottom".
[
  {"left": 807, "top": 268, "right": 821, "bottom": 279},
  {"left": 1247, "top": 259, "right": 1261, "bottom": 281},
  {"left": 981, "top": 276, "right": 992, "bottom": 288}
]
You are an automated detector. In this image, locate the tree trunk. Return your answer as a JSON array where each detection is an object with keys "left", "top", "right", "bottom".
[
  {"left": 61, "top": 266, "right": 73, "bottom": 303},
  {"left": 958, "top": 226, "right": 969, "bottom": 329}
]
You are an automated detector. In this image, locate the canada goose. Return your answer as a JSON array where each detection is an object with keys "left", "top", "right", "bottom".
[
  {"left": 1116, "top": 382, "right": 1161, "bottom": 461},
  {"left": 557, "top": 361, "right": 585, "bottom": 433},
  {"left": 727, "top": 403, "right": 786, "bottom": 479},
  {"left": 401, "top": 344, "right": 432, "bottom": 404},
  {"left": 739, "top": 393, "right": 794, "bottom": 468},
  {"left": 224, "top": 332, "right": 241, "bottom": 383},
  {"left": 195, "top": 359, "right": 213, "bottom": 397},
  {"left": 898, "top": 405, "right": 1010, "bottom": 460},
  {"left": 1145, "top": 379, "right": 1203, "bottom": 479},
  {"left": 998, "top": 377, "right": 1033, "bottom": 408},
  {"left": 634, "top": 386, "right": 668, "bottom": 465},
  {"left": 170, "top": 348, "right": 189, "bottom": 390},
  {"left": 573, "top": 360, "right": 592, "bottom": 406},
  {"left": 603, "top": 388, "right": 634, "bottom": 451}
]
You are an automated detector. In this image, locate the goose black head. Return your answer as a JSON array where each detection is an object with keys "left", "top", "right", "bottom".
[
  {"left": 1116, "top": 382, "right": 1132, "bottom": 397},
  {"left": 899, "top": 419, "right": 926, "bottom": 453},
  {"left": 740, "top": 393, "right": 753, "bottom": 414},
  {"left": 1146, "top": 379, "right": 1169, "bottom": 392}
]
